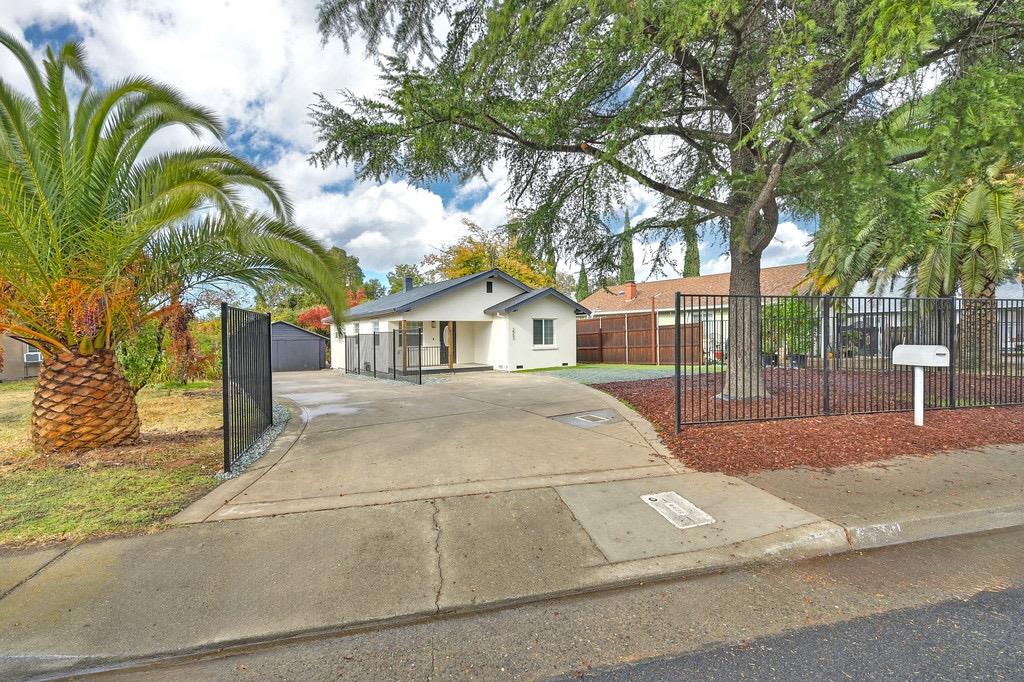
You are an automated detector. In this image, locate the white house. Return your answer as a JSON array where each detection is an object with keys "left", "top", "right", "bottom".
[{"left": 326, "top": 269, "right": 589, "bottom": 373}]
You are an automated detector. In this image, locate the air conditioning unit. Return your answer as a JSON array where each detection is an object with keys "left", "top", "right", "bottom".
[{"left": 24, "top": 350, "right": 43, "bottom": 364}]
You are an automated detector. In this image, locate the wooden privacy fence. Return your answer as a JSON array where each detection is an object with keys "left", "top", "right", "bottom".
[{"left": 577, "top": 313, "right": 702, "bottom": 365}]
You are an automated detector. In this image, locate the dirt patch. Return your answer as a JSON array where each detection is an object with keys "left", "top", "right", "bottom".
[
  {"left": 25, "top": 428, "right": 222, "bottom": 472},
  {"left": 597, "top": 377, "right": 1024, "bottom": 475}
]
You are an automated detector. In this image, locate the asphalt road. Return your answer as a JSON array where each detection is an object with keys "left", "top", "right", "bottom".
[
  {"left": 95, "top": 527, "right": 1024, "bottom": 681},
  {"left": 577, "top": 585, "right": 1024, "bottom": 681}
]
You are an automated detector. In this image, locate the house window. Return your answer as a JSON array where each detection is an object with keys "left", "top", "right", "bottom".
[
  {"left": 532, "top": 319, "right": 555, "bottom": 346},
  {"left": 372, "top": 320, "right": 380, "bottom": 345},
  {"left": 353, "top": 322, "right": 360, "bottom": 335},
  {"left": 486, "top": 281, "right": 493, "bottom": 293}
]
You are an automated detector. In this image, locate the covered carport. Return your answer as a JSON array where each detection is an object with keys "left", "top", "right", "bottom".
[{"left": 271, "top": 321, "right": 327, "bottom": 372}]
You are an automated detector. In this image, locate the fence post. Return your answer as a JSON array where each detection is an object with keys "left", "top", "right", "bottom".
[
  {"left": 651, "top": 299, "right": 657, "bottom": 365},
  {"left": 822, "top": 295, "right": 831, "bottom": 416},
  {"left": 264, "top": 313, "right": 273, "bottom": 422},
  {"left": 948, "top": 296, "right": 957, "bottom": 408},
  {"left": 418, "top": 328, "right": 423, "bottom": 385},
  {"left": 624, "top": 313, "right": 629, "bottom": 364},
  {"left": 598, "top": 317, "right": 604, "bottom": 363},
  {"left": 221, "top": 302, "right": 231, "bottom": 472},
  {"left": 674, "top": 292, "right": 681, "bottom": 434},
  {"left": 356, "top": 331, "right": 361, "bottom": 374},
  {"left": 393, "top": 329, "right": 397, "bottom": 380}
]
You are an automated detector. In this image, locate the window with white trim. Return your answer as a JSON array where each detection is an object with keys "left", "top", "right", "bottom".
[{"left": 532, "top": 319, "right": 555, "bottom": 346}]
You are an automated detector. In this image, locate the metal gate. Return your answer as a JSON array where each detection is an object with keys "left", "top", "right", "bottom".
[
  {"left": 221, "top": 303, "right": 273, "bottom": 472},
  {"left": 343, "top": 328, "right": 423, "bottom": 383}
]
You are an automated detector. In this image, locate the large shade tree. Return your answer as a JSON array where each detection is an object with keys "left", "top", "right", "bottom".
[
  {"left": 312, "top": 0, "right": 1023, "bottom": 398},
  {"left": 0, "top": 33, "right": 346, "bottom": 453}
]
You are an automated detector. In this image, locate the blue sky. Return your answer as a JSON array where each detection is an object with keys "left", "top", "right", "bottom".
[{"left": 1, "top": 1, "right": 814, "bottom": 286}]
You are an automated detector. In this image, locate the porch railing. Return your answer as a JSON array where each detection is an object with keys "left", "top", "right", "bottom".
[{"left": 343, "top": 329, "right": 424, "bottom": 383}]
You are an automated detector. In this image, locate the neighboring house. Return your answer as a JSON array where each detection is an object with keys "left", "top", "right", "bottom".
[
  {"left": 839, "top": 276, "right": 1024, "bottom": 357},
  {"left": 326, "top": 269, "right": 589, "bottom": 372},
  {"left": 0, "top": 334, "right": 42, "bottom": 382},
  {"left": 580, "top": 262, "right": 809, "bottom": 324},
  {"left": 271, "top": 321, "right": 327, "bottom": 372}
]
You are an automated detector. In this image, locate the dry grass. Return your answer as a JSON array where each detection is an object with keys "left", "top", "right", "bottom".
[{"left": 0, "top": 379, "right": 223, "bottom": 546}]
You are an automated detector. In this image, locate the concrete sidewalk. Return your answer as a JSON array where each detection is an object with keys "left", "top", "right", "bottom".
[{"left": 1, "top": 371, "right": 1022, "bottom": 680}]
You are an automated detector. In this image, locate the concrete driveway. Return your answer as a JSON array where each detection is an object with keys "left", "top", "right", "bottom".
[{"left": 192, "top": 370, "right": 682, "bottom": 521}]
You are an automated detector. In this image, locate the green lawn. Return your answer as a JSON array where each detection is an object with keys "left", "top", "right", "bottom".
[
  {"left": 521, "top": 363, "right": 716, "bottom": 385},
  {"left": 0, "top": 379, "right": 222, "bottom": 547}
]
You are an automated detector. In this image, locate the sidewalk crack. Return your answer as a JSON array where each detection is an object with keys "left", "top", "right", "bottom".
[
  {"left": 0, "top": 543, "right": 74, "bottom": 602},
  {"left": 430, "top": 500, "right": 443, "bottom": 613}
]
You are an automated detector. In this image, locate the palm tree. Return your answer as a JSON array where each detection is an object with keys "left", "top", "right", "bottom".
[
  {"left": 807, "top": 161, "right": 1024, "bottom": 370},
  {"left": 914, "top": 162, "right": 1024, "bottom": 369},
  {"left": 0, "top": 33, "right": 346, "bottom": 453}
]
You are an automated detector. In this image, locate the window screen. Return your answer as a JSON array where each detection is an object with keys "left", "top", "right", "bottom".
[{"left": 532, "top": 319, "right": 554, "bottom": 345}]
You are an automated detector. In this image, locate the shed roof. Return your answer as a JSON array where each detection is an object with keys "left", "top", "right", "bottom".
[{"left": 271, "top": 320, "right": 328, "bottom": 341}]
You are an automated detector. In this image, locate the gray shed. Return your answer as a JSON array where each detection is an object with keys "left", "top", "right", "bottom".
[{"left": 271, "top": 321, "right": 327, "bottom": 372}]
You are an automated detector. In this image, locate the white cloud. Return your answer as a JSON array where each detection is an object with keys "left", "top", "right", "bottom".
[
  {"left": 693, "top": 220, "right": 812, "bottom": 276},
  {"left": 0, "top": 1, "right": 514, "bottom": 275},
  {"left": 0, "top": 4, "right": 814, "bottom": 281},
  {"left": 19, "top": 0, "right": 381, "bottom": 150}
]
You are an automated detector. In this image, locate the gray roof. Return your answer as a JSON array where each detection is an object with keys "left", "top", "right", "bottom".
[
  {"left": 326, "top": 269, "right": 531, "bottom": 322},
  {"left": 271, "top": 320, "right": 329, "bottom": 341},
  {"left": 484, "top": 287, "right": 590, "bottom": 315}
]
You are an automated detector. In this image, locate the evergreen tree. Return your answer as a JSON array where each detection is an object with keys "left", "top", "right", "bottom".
[
  {"left": 575, "top": 265, "right": 590, "bottom": 301},
  {"left": 682, "top": 224, "right": 701, "bottom": 278},
  {"left": 313, "top": 0, "right": 1023, "bottom": 398},
  {"left": 620, "top": 212, "right": 636, "bottom": 283}
]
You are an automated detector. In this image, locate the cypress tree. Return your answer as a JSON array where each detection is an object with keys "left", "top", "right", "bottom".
[
  {"left": 575, "top": 264, "right": 590, "bottom": 301},
  {"left": 619, "top": 211, "right": 635, "bottom": 283}
]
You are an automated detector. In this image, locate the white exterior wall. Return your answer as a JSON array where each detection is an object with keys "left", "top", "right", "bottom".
[
  {"left": 488, "top": 317, "right": 510, "bottom": 370},
  {"left": 504, "top": 297, "right": 578, "bottom": 370},
  {"left": 327, "top": 279, "right": 580, "bottom": 371},
  {"left": 403, "top": 278, "right": 524, "bottom": 322}
]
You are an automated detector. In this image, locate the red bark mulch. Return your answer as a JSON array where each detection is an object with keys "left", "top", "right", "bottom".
[{"left": 596, "top": 377, "right": 1024, "bottom": 475}]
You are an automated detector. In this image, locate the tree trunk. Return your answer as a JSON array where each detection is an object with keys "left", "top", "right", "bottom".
[
  {"left": 960, "top": 280, "right": 998, "bottom": 373},
  {"left": 32, "top": 350, "right": 141, "bottom": 453},
  {"left": 720, "top": 247, "right": 769, "bottom": 400}
]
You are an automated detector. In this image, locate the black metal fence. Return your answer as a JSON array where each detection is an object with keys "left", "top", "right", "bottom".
[
  {"left": 343, "top": 328, "right": 424, "bottom": 383},
  {"left": 221, "top": 303, "right": 273, "bottom": 471},
  {"left": 673, "top": 293, "right": 1024, "bottom": 428}
]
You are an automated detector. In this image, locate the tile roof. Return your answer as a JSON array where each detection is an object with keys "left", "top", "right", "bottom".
[
  {"left": 483, "top": 287, "right": 591, "bottom": 315},
  {"left": 579, "top": 262, "right": 809, "bottom": 314},
  {"left": 325, "top": 268, "right": 531, "bottom": 321}
]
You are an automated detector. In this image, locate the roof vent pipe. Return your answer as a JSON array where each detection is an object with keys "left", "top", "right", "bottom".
[{"left": 404, "top": 276, "right": 414, "bottom": 292}]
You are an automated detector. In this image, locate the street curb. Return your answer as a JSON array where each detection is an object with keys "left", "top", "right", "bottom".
[
  {"left": 17, "top": 514, "right": 1024, "bottom": 681},
  {"left": 23, "top": 520, "right": 848, "bottom": 681},
  {"left": 841, "top": 502, "right": 1024, "bottom": 550}
]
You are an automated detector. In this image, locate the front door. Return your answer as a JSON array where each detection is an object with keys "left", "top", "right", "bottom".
[{"left": 439, "top": 321, "right": 455, "bottom": 366}]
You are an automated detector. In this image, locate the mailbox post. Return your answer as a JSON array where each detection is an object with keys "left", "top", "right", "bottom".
[{"left": 892, "top": 344, "right": 950, "bottom": 426}]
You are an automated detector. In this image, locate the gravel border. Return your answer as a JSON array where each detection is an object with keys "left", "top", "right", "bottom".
[
  {"left": 532, "top": 365, "right": 678, "bottom": 385},
  {"left": 215, "top": 402, "right": 291, "bottom": 480}
]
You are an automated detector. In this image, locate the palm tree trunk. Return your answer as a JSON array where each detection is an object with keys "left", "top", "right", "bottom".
[
  {"left": 32, "top": 350, "right": 140, "bottom": 453},
  {"left": 960, "top": 279, "right": 998, "bottom": 373}
]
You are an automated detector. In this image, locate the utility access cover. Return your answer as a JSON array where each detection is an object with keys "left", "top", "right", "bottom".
[{"left": 641, "top": 492, "right": 715, "bottom": 530}]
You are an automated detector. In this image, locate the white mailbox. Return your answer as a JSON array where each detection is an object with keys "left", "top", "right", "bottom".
[
  {"left": 892, "top": 344, "right": 950, "bottom": 368},
  {"left": 892, "top": 344, "right": 950, "bottom": 426}
]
